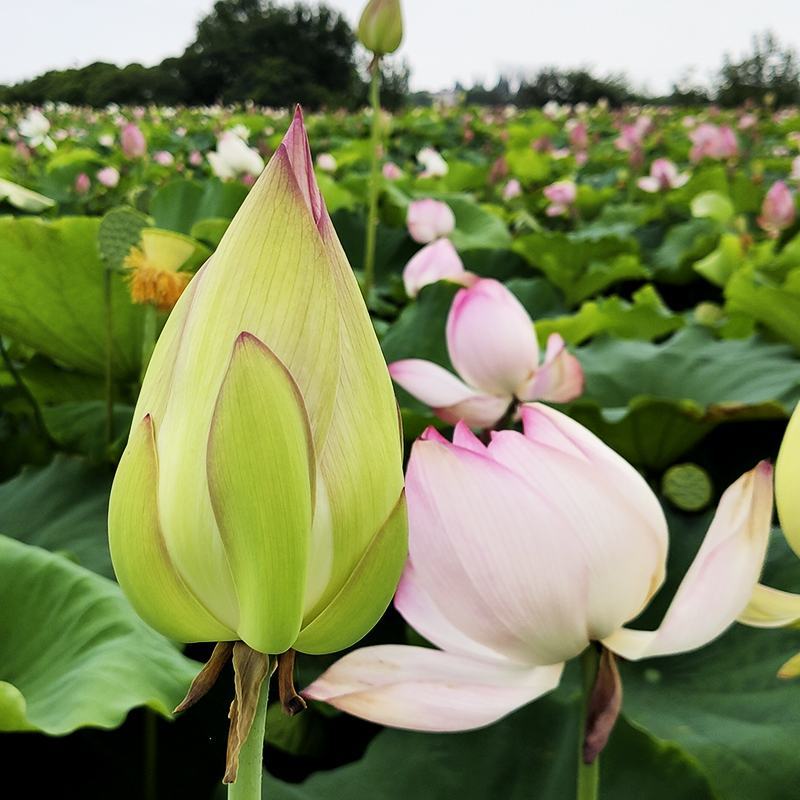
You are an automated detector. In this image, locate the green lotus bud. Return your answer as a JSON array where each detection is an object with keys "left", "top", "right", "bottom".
[
  {"left": 109, "top": 108, "right": 407, "bottom": 657},
  {"left": 357, "top": 0, "right": 403, "bottom": 56}
]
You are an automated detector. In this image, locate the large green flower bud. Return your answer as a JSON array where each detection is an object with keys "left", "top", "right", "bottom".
[
  {"left": 357, "top": 0, "right": 403, "bottom": 56},
  {"left": 109, "top": 109, "right": 407, "bottom": 656}
]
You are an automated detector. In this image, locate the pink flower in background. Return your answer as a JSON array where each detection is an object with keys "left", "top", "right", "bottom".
[
  {"left": 153, "top": 150, "right": 175, "bottom": 166},
  {"left": 189, "top": 150, "right": 203, "bottom": 167},
  {"left": 502, "top": 178, "right": 522, "bottom": 200},
  {"left": 14, "top": 142, "right": 31, "bottom": 161},
  {"left": 543, "top": 180, "right": 577, "bottom": 217},
  {"left": 567, "top": 119, "right": 589, "bottom": 152},
  {"left": 689, "top": 123, "right": 738, "bottom": 163},
  {"left": 406, "top": 198, "right": 456, "bottom": 243},
  {"left": 74, "top": 173, "right": 90, "bottom": 195},
  {"left": 96, "top": 166, "right": 120, "bottom": 188},
  {"left": 316, "top": 152, "right": 337, "bottom": 172},
  {"left": 738, "top": 113, "right": 758, "bottom": 131},
  {"left": 637, "top": 158, "right": 690, "bottom": 192},
  {"left": 304, "top": 407, "right": 773, "bottom": 732},
  {"left": 402, "top": 239, "right": 476, "bottom": 298},
  {"left": 389, "top": 278, "right": 583, "bottom": 428},
  {"left": 758, "top": 181, "right": 796, "bottom": 237},
  {"left": 382, "top": 161, "right": 402, "bottom": 180},
  {"left": 120, "top": 123, "right": 146, "bottom": 158}
]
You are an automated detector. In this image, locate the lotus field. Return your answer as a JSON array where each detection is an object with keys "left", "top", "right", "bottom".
[{"left": 3, "top": 85, "right": 800, "bottom": 800}]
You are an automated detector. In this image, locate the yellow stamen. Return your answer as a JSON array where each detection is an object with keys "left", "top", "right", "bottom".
[{"left": 124, "top": 245, "right": 191, "bottom": 311}]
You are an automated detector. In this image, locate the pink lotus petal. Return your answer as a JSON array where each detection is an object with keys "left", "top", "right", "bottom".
[
  {"left": 446, "top": 279, "right": 539, "bottom": 397},
  {"left": 603, "top": 461, "right": 774, "bottom": 660},
  {"left": 518, "top": 334, "right": 584, "bottom": 403},
  {"left": 389, "top": 359, "right": 510, "bottom": 429},
  {"left": 303, "top": 644, "right": 563, "bottom": 732},
  {"left": 407, "top": 199, "right": 455, "bottom": 243},
  {"left": 402, "top": 239, "right": 472, "bottom": 298}
]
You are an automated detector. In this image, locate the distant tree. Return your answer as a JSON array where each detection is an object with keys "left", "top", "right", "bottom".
[
  {"left": 176, "top": 0, "right": 362, "bottom": 107},
  {"left": 715, "top": 32, "right": 800, "bottom": 107}
]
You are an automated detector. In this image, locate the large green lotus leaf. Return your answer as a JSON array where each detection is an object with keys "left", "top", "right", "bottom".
[
  {"left": 725, "top": 266, "right": 800, "bottom": 353},
  {"left": 0, "top": 455, "right": 113, "bottom": 578},
  {"left": 621, "top": 510, "right": 800, "bottom": 800},
  {"left": 0, "top": 535, "right": 198, "bottom": 733},
  {"left": 513, "top": 229, "right": 645, "bottom": 306},
  {"left": 537, "top": 285, "right": 683, "bottom": 346},
  {"left": 504, "top": 146, "right": 551, "bottom": 182},
  {"left": 264, "top": 694, "right": 713, "bottom": 800},
  {"left": 41, "top": 401, "right": 133, "bottom": 460},
  {"left": 444, "top": 197, "right": 511, "bottom": 251},
  {"left": 652, "top": 218, "right": 720, "bottom": 283},
  {"left": 0, "top": 216, "right": 144, "bottom": 377},
  {"left": 149, "top": 178, "right": 248, "bottom": 234},
  {"left": 572, "top": 327, "right": 800, "bottom": 467}
]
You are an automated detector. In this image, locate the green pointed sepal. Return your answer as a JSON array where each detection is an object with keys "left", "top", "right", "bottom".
[
  {"left": 108, "top": 414, "right": 235, "bottom": 642},
  {"left": 294, "top": 491, "right": 407, "bottom": 654}
]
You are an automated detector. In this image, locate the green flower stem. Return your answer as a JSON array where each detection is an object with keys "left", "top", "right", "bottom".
[
  {"left": 0, "top": 337, "right": 51, "bottom": 444},
  {"left": 362, "top": 57, "right": 383, "bottom": 302},
  {"left": 140, "top": 303, "right": 157, "bottom": 386},
  {"left": 103, "top": 266, "right": 115, "bottom": 448},
  {"left": 228, "top": 667, "right": 271, "bottom": 800},
  {"left": 577, "top": 647, "right": 600, "bottom": 800}
]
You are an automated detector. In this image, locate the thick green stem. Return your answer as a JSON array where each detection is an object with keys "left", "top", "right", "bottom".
[
  {"left": 103, "top": 267, "right": 114, "bottom": 448},
  {"left": 228, "top": 667, "right": 271, "bottom": 800},
  {"left": 362, "top": 58, "right": 382, "bottom": 302},
  {"left": 577, "top": 647, "right": 600, "bottom": 800},
  {"left": 140, "top": 303, "right": 157, "bottom": 386}
]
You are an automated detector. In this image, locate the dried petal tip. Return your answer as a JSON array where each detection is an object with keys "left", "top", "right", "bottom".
[
  {"left": 583, "top": 647, "right": 622, "bottom": 764},
  {"left": 277, "top": 649, "right": 308, "bottom": 717},
  {"left": 174, "top": 641, "right": 234, "bottom": 714}
]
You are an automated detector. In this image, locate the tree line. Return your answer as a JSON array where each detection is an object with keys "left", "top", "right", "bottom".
[{"left": 1, "top": 1, "right": 797, "bottom": 111}]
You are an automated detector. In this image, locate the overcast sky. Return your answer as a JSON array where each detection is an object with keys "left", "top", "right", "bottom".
[{"left": 2, "top": 0, "right": 798, "bottom": 93}]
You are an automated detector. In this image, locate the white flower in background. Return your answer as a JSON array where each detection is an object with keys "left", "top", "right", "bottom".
[
  {"left": 316, "top": 153, "right": 337, "bottom": 172},
  {"left": 18, "top": 109, "right": 55, "bottom": 151},
  {"left": 230, "top": 124, "right": 250, "bottom": 141},
  {"left": 207, "top": 132, "right": 265, "bottom": 180},
  {"left": 98, "top": 134, "right": 115, "bottom": 148},
  {"left": 417, "top": 146, "right": 448, "bottom": 178}
]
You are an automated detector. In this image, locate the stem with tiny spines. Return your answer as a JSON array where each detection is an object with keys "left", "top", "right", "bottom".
[
  {"left": 577, "top": 646, "right": 600, "bottom": 800},
  {"left": 362, "top": 57, "right": 383, "bottom": 302}
]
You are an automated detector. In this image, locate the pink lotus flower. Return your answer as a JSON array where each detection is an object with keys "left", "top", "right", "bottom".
[
  {"left": 758, "top": 181, "right": 796, "bottom": 237},
  {"left": 74, "top": 173, "right": 90, "bottom": 195},
  {"left": 120, "top": 123, "right": 146, "bottom": 158},
  {"left": 188, "top": 150, "right": 203, "bottom": 167},
  {"left": 304, "top": 406, "right": 774, "bottom": 732},
  {"left": 502, "top": 178, "right": 522, "bottom": 201},
  {"left": 403, "top": 239, "right": 476, "bottom": 298},
  {"left": 96, "top": 166, "right": 120, "bottom": 188},
  {"left": 566, "top": 119, "right": 589, "bottom": 152},
  {"left": 153, "top": 150, "right": 174, "bottom": 166},
  {"left": 389, "top": 279, "right": 583, "bottom": 428},
  {"left": 316, "top": 152, "right": 337, "bottom": 172},
  {"left": 382, "top": 161, "right": 402, "bottom": 180},
  {"left": 637, "top": 158, "right": 690, "bottom": 193},
  {"left": 689, "top": 123, "right": 738, "bottom": 163},
  {"left": 406, "top": 198, "right": 455, "bottom": 243},
  {"left": 543, "top": 179, "right": 577, "bottom": 217}
]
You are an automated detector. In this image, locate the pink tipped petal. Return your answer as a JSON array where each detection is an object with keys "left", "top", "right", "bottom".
[
  {"left": 278, "top": 106, "right": 324, "bottom": 227},
  {"left": 485, "top": 427, "right": 667, "bottom": 652},
  {"left": 389, "top": 359, "right": 510, "bottom": 429},
  {"left": 517, "top": 334, "right": 584, "bottom": 403},
  {"left": 420, "top": 425, "right": 449, "bottom": 444},
  {"left": 395, "top": 563, "right": 506, "bottom": 661},
  {"left": 403, "top": 239, "right": 467, "bottom": 298},
  {"left": 738, "top": 584, "right": 800, "bottom": 628},
  {"left": 452, "top": 420, "right": 487, "bottom": 453},
  {"left": 407, "top": 437, "right": 598, "bottom": 664},
  {"left": 446, "top": 279, "right": 539, "bottom": 396},
  {"left": 303, "top": 645, "right": 564, "bottom": 732},
  {"left": 603, "top": 461, "right": 774, "bottom": 660}
]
